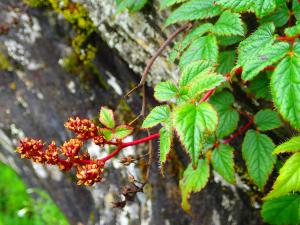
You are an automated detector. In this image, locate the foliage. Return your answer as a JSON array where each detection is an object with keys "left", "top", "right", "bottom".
[
  {"left": 15, "top": 0, "right": 300, "bottom": 224},
  {"left": 0, "top": 162, "right": 69, "bottom": 225}
]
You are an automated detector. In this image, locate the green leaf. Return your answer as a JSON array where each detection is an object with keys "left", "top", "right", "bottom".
[
  {"left": 165, "top": 0, "right": 221, "bottom": 26},
  {"left": 114, "top": 125, "right": 134, "bottom": 139},
  {"left": 273, "top": 136, "right": 300, "bottom": 154},
  {"left": 99, "top": 128, "right": 114, "bottom": 141},
  {"left": 159, "top": 119, "right": 173, "bottom": 167},
  {"left": 216, "top": 108, "right": 239, "bottom": 138},
  {"left": 293, "top": 0, "right": 300, "bottom": 21},
  {"left": 172, "top": 23, "right": 213, "bottom": 60},
  {"left": 180, "top": 159, "right": 210, "bottom": 213},
  {"left": 215, "top": 0, "right": 255, "bottom": 13},
  {"left": 174, "top": 102, "right": 218, "bottom": 167},
  {"left": 242, "top": 130, "right": 276, "bottom": 189},
  {"left": 99, "top": 107, "right": 115, "bottom": 128},
  {"left": 271, "top": 56, "right": 300, "bottom": 130},
  {"left": 212, "top": 144, "right": 235, "bottom": 183},
  {"left": 210, "top": 90, "right": 235, "bottom": 107},
  {"left": 217, "top": 35, "right": 244, "bottom": 46},
  {"left": 160, "top": 0, "right": 187, "bottom": 9},
  {"left": 211, "top": 11, "right": 245, "bottom": 36},
  {"left": 154, "top": 81, "right": 178, "bottom": 102},
  {"left": 254, "top": 109, "right": 282, "bottom": 131},
  {"left": 179, "top": 35, "right": 218, "bottom": 68},
  {"left": 179, "top": 61, "right": 211, "bottom": 87},
  {"left": 188, "top": 72, "right": 226, "bottom": 99},
  {"left": 285, "top": 22, "right": 300, "bottom": 36},
  {"left": 117, "top": 0, "right": 148, "bottom": 12},
  {"left": 142, "top": 105, "right": 171, "bottom": 128},
  {"left": 265, "top": 153, "right": 300, "bottom": 199},
  {"left": 248, "top": 73, "right": 272, "bottom": 100},
  {"left": 260, "top": 4, "right": 290, "bottom": 27},
  {"left": 241, "top": 42, "right": 289, "bottom": 81},
  {"left": 254, "top": 0, "right": 277, "bottom": 18},
  {"left": 217, "top": 50, "right": 236, "bottom": 74},
  {"left": 210, "top": 91, "right": 239, "bottom": 138},
  {"left": 238, "top": 23, "right": 276, "bottom": 67},
  {"left": 262, "top": 194, "right": 300, "bottom": 225}
]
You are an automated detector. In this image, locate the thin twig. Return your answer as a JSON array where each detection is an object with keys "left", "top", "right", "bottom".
[{"left": 125, "top": 23, "right": 192, "bottom": 97}]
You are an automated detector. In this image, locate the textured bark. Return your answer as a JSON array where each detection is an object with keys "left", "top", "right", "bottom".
[{"left": 0, "top": 1, "right": 267, "bottom": 225}]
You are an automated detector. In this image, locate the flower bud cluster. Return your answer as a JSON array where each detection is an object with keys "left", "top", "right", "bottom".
[{"left": 16, "top": 117, "right": 108, "bottom": 186}]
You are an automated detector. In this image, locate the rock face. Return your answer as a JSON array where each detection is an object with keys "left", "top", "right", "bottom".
[{"left": 0, "top": 0, "right": 265, "bottom": 224}]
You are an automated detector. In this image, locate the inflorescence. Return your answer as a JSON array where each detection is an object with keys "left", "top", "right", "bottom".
[{"left": 17, "top": 117, "right": 105, "bottom": 186}]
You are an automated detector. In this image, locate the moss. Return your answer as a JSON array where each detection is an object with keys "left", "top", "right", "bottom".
[
  {"left": 23, "top": 0, "right": 105, "bottom": 87},
  {"left": 0, "top": 51, "right": 12, "bottom": 71},
  {"left": 23, "top": 0, "right": 51, "bottom": 8},
  {"left": 47, "top": 0, "right": 96, "bottom": 62}
]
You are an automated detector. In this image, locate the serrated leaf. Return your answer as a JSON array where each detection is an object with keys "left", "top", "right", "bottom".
[
  {"left": 179, "top": 61, "right": 212, "bottom": 87},
  {"left": 217, "top": 108, "right": 239, "bottom": 138},
  {"left": 217, "top": 35, "right": 244, "bottom": 46},
  {"left": 254, "top": 109, "right": 282, "bottom": 131},
  {"left": 211, "top": 11, "right": 245, "bottom": 36},
  {"left": 180, "top": 159, "right": 210, "bottom": 213},
  {"left": 217, "top": 50, "right": 236, "bottom": 74},
  {"left": 179, "top": 35, "right": 218, "bottom": 68},
  {"left": 165, "top": 0, "right": 221, "bottom": 26},
  {"left": 154, "top": 81, "right": 178, "bottom": 102},
  {"left": 260, "top": 4, "right": 289, "bottom": 27},
  {"left": 210, "top": 91, "right": 239, "bottom": 138},
  {"left": 160, "top": 0, "right": 186, "bottom": 9},
  {"left": 117, "top": 0, "right": 148, "bottom": 13},
  {"left": 179, "top": 23, "right": 213, "bottom": 55},
  {"left": 215, "top": 0, "right": 255, "bottom": 13},
  {"left": 273, "top": 136, "right": 300, "bottom": 154},
  {"left": 114, "top": 125, "right": 133, "bottom": 139},
  {"left": 159, "top": 119, "right": 173, "bottom": 167},
  {"left": 293, "top": 0, "right": 300, "bottom": 21},
  {"left": 285, "top": 22, "right": 300, "bottom": 36},
  {"left": 248, "top": 73, "right": 272, "bottom": 100},
  {"left": 100, "top": 128, "right": 114, "bottom": 141},
  {"left": 241, "top": 42, "right": 289, "bottom": 81},
  {"left": 174, "top": 102, "right": 218, "bottom": 167},
  {"left": 142, "top": 105, "right": 171, "bottom": 128},
  {"left": 242, "top": 130, "right": 276, "bottom": 189},
  {"left": 212, "top": 144, "right": 235, "bottom": 183},
  {"left": 210, "top": 90, "right": 235, "bottom": 107},
  {"left": 254, "top": 0, "right": 277, "bottom": 18},
  {"left": 265, "top": 153, "right": 300, "bottom": 199},
  {"left": 99, "top": 107, "right": 115, "bottom": 128},
  {"left": 271, "top": 56, "right": 300, "bottom": 130},
  {"left": 172, "top": 23, "right": 213, "bottom": 60},
  {"left": 188, "top": 72, "right": 226, "bottom": 99},
  {"left": 262, "top": 194, "right": 300, "bottom": 225},
  {"left": 238, "top": 23, "right": 276, "bottom": 66}
]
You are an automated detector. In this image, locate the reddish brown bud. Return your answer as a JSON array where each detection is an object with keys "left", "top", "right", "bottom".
[
  {"left": 120, "top": 155, "right": 135, "bottom": 166},
  {"left": 61, "top": 138, "right": 83, "bottom": 157},
  {"left": 45, "top": 141, "right": 59, "bottom": 164},
  {"left": 64, "top": 117, "right": 98, "bottom": 140},
  {"left": 76, "top": 161, "right": 104, "bottom": 186},
  {"left": 78, "top": 151, "right": 91, "bottom": 161},
  {"left": 93, "top": 135, "right": 105, "bottom": 146},
  {"left": 16, "top": 138, "right": 45, "bottom": 163}
]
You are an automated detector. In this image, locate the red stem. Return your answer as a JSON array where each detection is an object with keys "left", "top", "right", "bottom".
[
  {"left": 98, "top": 133, "right": 160, "bottom": 162},
  {"left": 121, "top": 133, "right": 160, "bottom": 148},
  {"left": 99, "top": 146, "right": 123, "bottom": 162},
  {"left": 223, "top": 112, "right": 253, "bottom": 144}
]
